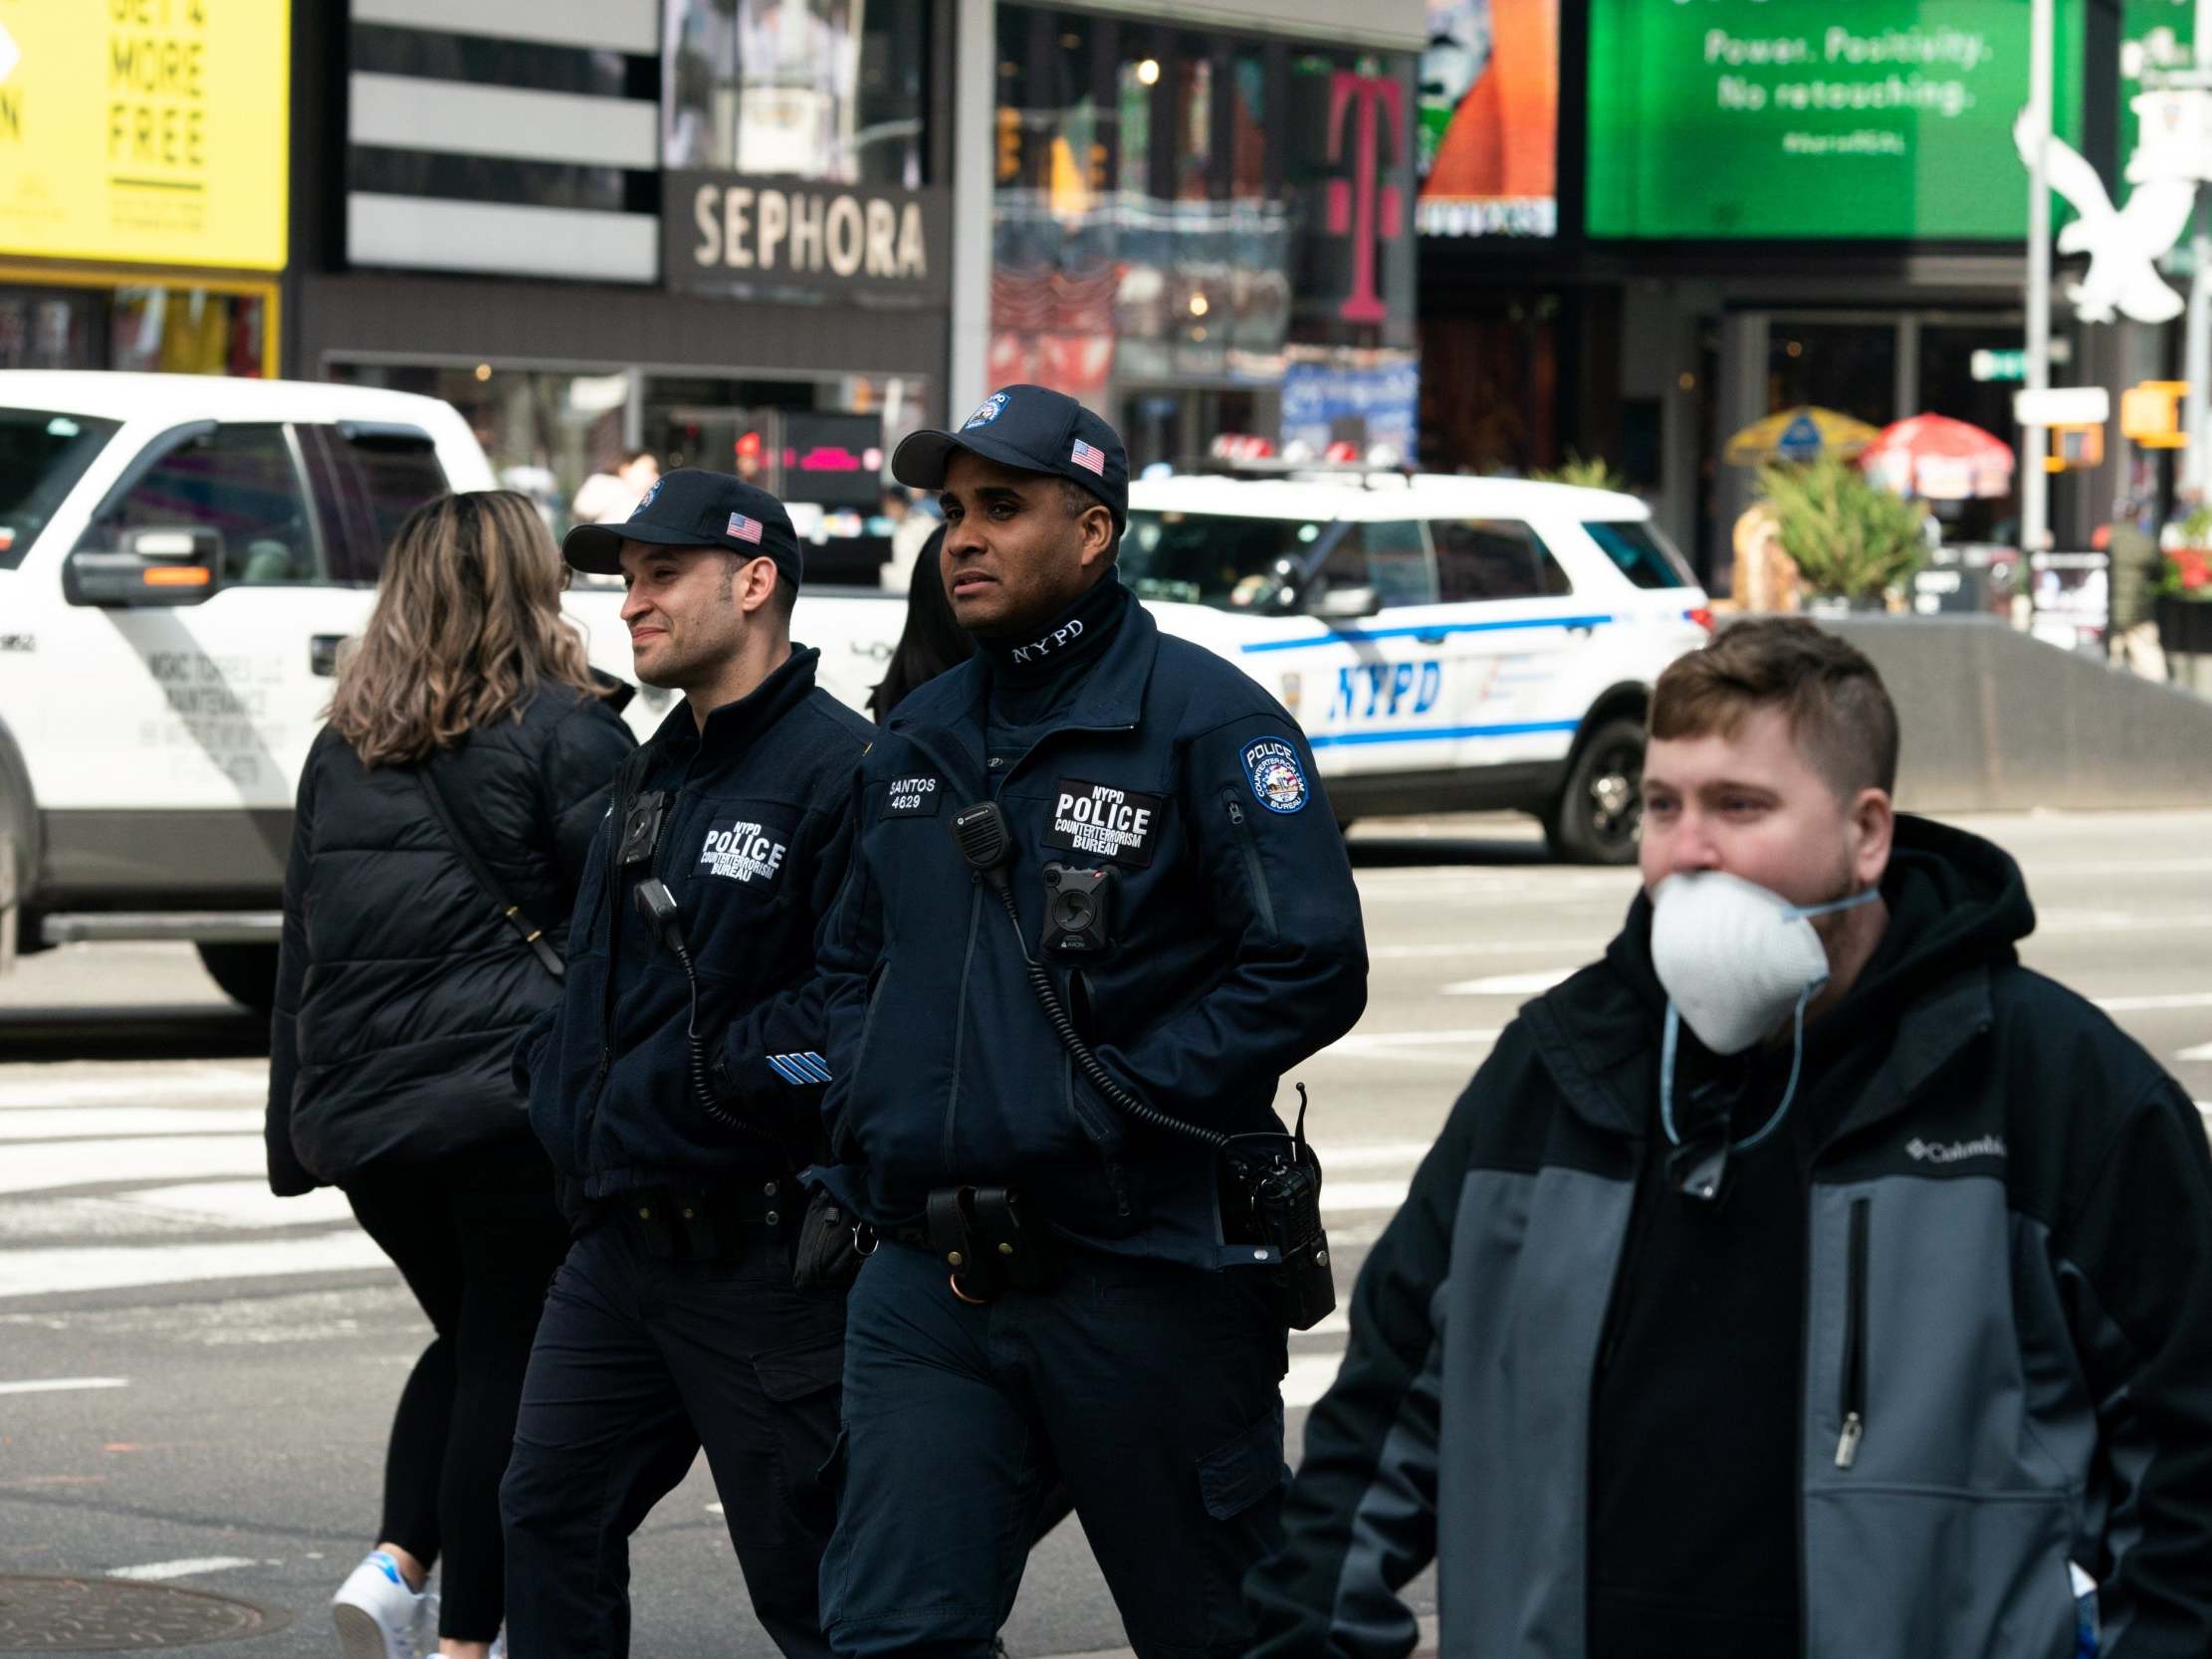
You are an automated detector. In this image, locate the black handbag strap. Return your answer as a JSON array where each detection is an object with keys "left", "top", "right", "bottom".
[{"left": 412, "top": 758, "right": 565, "bottom": 981}]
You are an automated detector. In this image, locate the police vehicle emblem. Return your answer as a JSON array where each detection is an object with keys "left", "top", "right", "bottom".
[
  {"left": 629, "top": 478, "right": 664, "bottom": 518},
  {"left": 1044, "top": 777, "right": 1166, "bottom": 868},
  {"left": 883, "top": 774, "right": 942, "bottom": 818},
  {"left": 698, "top": 818, "right": 788, "bottom": 884},
  {"left": 1242, "top": 737, "right": 1309, "bottom": 815},
  {"left": 963, "top": 393, "right": 1009, "bottom": 430}
]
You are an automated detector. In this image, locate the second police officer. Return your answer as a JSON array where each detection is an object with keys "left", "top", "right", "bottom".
[
  {"left": 500, "top": 470, "right": 875, "bottom": 1659},
  {"left": 809, "top": 386, "right": 1370, "bottom": 1657}
]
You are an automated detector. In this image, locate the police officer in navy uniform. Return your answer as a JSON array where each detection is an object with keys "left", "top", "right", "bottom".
[
  {"left": 501, "top": 470, "right": 874, "bottom": 1659},
  {"left": 810, "top": 387, "right": 1369, "bottom": 1657}
]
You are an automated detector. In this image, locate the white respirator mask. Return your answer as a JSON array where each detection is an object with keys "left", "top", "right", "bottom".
[{"left": 1649, "top": 870, "right": 1880, "bottom": 1179}]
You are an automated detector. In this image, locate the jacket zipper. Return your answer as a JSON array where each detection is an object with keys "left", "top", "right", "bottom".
[
  {"left": 941, "top": 882, "right": 984, "bottom": 1174},
  {"left": 1222, "top": 790, "right": 1277, "bottom": 934},
  {"left": 1836, "top": 1196, "right": 1871, "bottom": 1469}
]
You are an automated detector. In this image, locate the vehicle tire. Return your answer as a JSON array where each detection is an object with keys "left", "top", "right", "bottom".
[
  {"left": 1543, "top": 717, "right": 1645, "bottom": 866},
  {"left": 196, "top": 941, "right": 280, "bottom": 1014}
]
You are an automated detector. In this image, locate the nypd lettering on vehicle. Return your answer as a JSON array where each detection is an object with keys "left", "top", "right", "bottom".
[
  {"left": 1045, "top": 777, "right": 1165, "bottom": 867},
  {"left": 1333, "top": 661, "right": 1442, "bottom": 721},
  {"left": 884, "top": 775, "right": 941, "bottom": 817},
  {"left": 699, "top": 819, "right": 787, "bottom": 883}
]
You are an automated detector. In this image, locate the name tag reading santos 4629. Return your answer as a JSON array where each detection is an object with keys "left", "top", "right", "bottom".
[{"left": 1044, "top": 777, "right": 1166, "bottom": 868}]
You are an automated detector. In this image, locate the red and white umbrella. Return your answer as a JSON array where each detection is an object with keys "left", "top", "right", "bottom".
[{"left": 1859, "top": 415, "right": 2015, "bottom": 502}]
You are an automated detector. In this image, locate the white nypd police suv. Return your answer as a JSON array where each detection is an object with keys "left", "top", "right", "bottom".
[{"left": 0, "top": 372, "right": 1703, "bottom": 1007}]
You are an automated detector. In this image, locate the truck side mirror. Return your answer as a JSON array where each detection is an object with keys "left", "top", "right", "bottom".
[{"left": 63, "top": 525, "right": 224, "bottom": 608}]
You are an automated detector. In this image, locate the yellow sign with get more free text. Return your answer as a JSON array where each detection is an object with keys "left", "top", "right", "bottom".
[{"left": 0, "top": 0, "right": 290, "bottom": 272}]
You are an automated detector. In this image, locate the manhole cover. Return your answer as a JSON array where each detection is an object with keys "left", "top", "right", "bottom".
[{"left": 0, "top": 1575, "right": 285, "bottom": 1651}]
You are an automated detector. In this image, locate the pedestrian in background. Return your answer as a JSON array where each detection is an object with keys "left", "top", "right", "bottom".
[
  {"left": 866, "top": 524, "right": 970, "bottom": 721},
  {"left": 265, "top": 491, "right": 636, "bottom": 1659},
  {"left": 877, "top": 485, "right": 940, "bottom": 594},
  {"left": 572, "top": 449, "right": 662, "bottom": 526}
]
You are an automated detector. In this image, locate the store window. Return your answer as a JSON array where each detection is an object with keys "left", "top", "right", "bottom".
[
  {"left": 0, "top": 284, "right": 270, "bottom": 376},
  {"left": 663, "top": 0, "right": 931, "bottom": 186},
  {"left": 992, "top": 5, "right": 1417, "bottom": 469},
  {"left": 103, "top": 426, "right": 324, "bottom": 586}
]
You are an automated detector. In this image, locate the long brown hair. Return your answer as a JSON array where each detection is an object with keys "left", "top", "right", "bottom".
[{"left": 328, "top": 491, "right": 602, "bottom": 768}]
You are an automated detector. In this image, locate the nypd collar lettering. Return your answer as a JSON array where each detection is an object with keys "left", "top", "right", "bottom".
[
  {"left": 1242, "top": 737, "right": 1310, "bottom": 814},
  {"left": 1045, "top": 777, "right": 1166, "bottom": 867},
  {"left": 883, "top": 775, "right": 942, "bottom": 818},
  {"left": 699, "top": 818, "right": 788, "bottom": 883},
  {"left": 1008, "top": 617, "right": 1082, "bottom": 667}
]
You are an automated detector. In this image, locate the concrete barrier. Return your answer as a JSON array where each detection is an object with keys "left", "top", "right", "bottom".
[{"left": 1819, "top": 615, "right": 2212, "bottom": 812}]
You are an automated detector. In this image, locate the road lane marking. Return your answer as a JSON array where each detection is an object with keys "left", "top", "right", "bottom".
[
  {"left": 0, "top": 1107, "right": 263, "bottom": 1141},
  {"left": 0, "top": 1136, "right": 264, "bottom": 1196},
  {"left": 0, "top": 1376, "right": 128, "bottom": 1395},
  {"left": 2177, "top": 1044, "right": 2212, "bottom": 1062},
  {"left": 110, "top": 1557, "right": 257, "bottom": 1581},
  {"left": 1322, "top": 1179, "right": 1412, "bottom": 1214},
  {"left": 111, "top": 1181, "right": 355, "bottom": 1230},
  {"left": 1281, "top": 1352, "right": 1344, "bottom": 1409},
  {"left": 1443, "top": 970, "right": 1572, "bottom": 996},
  {"left": 0, "top": 1068, "right": 266, "bottom": 1110},
  {"left": 0, "top": 1231, "right": 387, "bottom": 1299},
  {"left": 2093, "top": 993, "right": 2212, "bottom": 1013},
  {"left": 1321, "top": 1141, "right": 1438, "bottom": 1169}
]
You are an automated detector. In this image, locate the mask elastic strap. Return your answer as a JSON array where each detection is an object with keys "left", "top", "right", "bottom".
[
  {"left": 1789, "top": 887, "right": 1880, "bottom": 923},
  {"left": 1659, "top": 983, "right": 1815, "bottom": 1153}
]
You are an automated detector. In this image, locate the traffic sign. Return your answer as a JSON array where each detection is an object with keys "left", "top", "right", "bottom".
[{"left": 2015, "top": 387, "right": 2111, "bottom": 427}]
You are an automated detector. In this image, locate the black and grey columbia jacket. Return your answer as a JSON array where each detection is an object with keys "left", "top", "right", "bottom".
[{"left": 1248, "top": 816, "right": 2212, "bottom": 1659}]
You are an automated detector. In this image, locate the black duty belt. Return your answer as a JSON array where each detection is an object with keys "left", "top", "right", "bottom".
[{"left": 614, "top": 1177, "right": 793, "bottom": 1260}]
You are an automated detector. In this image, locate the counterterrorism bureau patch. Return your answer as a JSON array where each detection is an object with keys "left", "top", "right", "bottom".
[
  {"left": 1242, "top": 737, "right": 1309, "bottom": 814},
  {"left": 882, "top": 774, "right": 942, "bottom": 818},
  {"left": 698, "top": 818, "right": 788, "bottom": 884},
  {"left": 1044, "top": 778, "right": 1166, "bottom": 868}
]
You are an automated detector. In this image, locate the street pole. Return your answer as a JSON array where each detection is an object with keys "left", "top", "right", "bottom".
[
  {"left": 2186, "top": 0, "right": 2212, "bottom": 503},
  {"left": 2024, "top": 0, "right": 2055, "bottom": 556}
]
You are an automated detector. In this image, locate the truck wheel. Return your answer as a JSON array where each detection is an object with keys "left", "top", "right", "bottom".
[
  {"left": 196, "top": 942, "right": 280, "bottom": 1014},
  {"left": 1543, "top": 717, "right": 1645, "bottom": 866}
]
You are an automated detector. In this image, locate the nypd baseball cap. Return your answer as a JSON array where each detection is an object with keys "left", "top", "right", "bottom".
[
  {"left": 892, "top": 384, "right": 1128, "bottom": 528},
  {"left": 561, "top": 467, "right": 803, "bottom": 586}
]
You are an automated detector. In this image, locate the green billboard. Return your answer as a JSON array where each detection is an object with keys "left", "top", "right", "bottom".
[{"left": 1587, "top": 1, "right": 2085, "bottom": 240}]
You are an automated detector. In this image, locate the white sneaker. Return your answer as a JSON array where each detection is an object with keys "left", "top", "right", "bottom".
[{"left": 332, "top": 1552, "right": 436, "bottom": 1659}]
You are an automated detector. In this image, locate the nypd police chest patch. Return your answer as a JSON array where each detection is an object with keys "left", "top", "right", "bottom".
[
  {"left": 882, "top": 775, "right": 942, "bottom": 818},
  {"left": 1044, "top": 777, "right": 1166, "bottom": 868},
  {"left": 698, "top": 818, "right": 788, "bottom": 884},
  {"left": 1242, "top": 737, "right": 1309, "bottom": 815}
]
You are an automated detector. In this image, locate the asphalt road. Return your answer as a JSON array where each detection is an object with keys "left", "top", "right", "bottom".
[{"left": 2, "top": 808, "right": 2209, "bottom": 1658}]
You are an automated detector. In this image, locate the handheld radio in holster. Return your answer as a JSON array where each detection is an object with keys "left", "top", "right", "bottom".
[
  {"left": 947, "top": 801, "right": 1337, "bottom": 1331},
  {"left": 1219, "top": 1087, "right": 1334, "bottom": 1332}
]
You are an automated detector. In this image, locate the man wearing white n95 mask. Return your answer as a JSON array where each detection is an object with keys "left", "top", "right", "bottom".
[{"left": 1248, "top": 618, "right": 2212, "bottom": 1659}]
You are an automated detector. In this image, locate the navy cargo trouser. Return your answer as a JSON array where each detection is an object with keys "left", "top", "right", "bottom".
[
  {"left": 820, "top": 1240, "right": 1290, "bottom": 1659},
  {"left": 500, "top": 1209, "right": 845, "bottom": 1659}
]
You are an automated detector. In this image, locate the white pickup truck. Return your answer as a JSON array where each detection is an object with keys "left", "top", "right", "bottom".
[{"left": 0, "top": 374, "right": 1705, "bottom": 1007}]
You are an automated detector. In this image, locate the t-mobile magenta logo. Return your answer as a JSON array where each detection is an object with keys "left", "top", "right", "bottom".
[{"left": 1326, "top": 71, "right": 1406, "bottom": 325}]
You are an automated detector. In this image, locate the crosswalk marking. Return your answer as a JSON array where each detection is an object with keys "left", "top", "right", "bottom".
[
  {"left": 0, "top": 1375, "right": 129, "bottom": 1396},
  {"left": 0, "top": 1136, "right": 269, "bottom": 1197},
  {"left": 110, "top": 1557, "right": 258, "bottom": 1582},
  {"left": 0, "top": 1232, "right": 388, "bottom": 1300},
  {"left": 0, "top": 1107, "right": 263, "bottom": 1141},
  {"left": 0, "top": 1068, "right": 265, "bottom": 1110}
]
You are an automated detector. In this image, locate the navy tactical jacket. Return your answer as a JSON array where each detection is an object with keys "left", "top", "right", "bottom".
[
  {"left": 811, "top": 577, "right": 1369, "bottom": 1267},
  {"left": 518, "top": 646, "right": 875, "bottom": 1198}
]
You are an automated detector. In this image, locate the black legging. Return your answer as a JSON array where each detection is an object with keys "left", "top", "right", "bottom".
[{"left": 345, "top": 1143, "right": 571, "bottom": 1643}]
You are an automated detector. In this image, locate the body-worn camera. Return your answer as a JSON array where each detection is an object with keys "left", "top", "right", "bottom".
[
  {"left": 618, "top": 789, "right": 672, "bottom": 870},
  {"left": 1041, "top": 863, "right": 1114, "bottom": 956}
]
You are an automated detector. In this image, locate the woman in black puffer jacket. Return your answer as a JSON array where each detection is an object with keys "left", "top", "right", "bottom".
[{"left": 265, "top": 490, "right": 634, "bottom": 1659}]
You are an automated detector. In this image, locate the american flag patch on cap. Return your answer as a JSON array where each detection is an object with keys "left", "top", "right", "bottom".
[
  {"left": 1070, "top": 438, "right": 1107, "bottom": 477},
  {"left": 726, "top": 513, "right": 765, "bottom": 544}
]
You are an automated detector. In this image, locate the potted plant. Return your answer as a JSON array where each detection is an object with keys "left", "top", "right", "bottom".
[
  {"left": 2155, "top": 507, "right": 2212, "bottom": 659},
  {"left": 1757, "top": 458, "right": 1926, "bottom": 611}
]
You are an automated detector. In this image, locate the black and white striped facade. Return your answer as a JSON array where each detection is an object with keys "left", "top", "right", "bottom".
[{"left": 343, "top": 0, "right": 662, "bottom": 283}]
